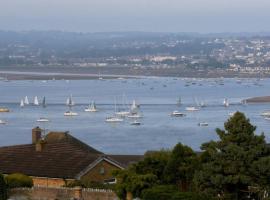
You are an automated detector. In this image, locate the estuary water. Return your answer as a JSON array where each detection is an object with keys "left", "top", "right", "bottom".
[{"left": 0, "top": 77, "right": 270, "bottom": 154}]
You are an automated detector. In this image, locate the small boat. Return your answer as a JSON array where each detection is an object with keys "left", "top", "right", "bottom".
[
  {"left": 198, "top": 122, "right": 208, "bottom": 126},
  {"left": 130, "top": 120, "right": 141, "bottom": 126},
  {"left": 36, "top": 117, "right": 50, "bottom": 122},
  {"left": 66, "top": 95, "right": 75, "bottom": 106},
  {"left": 185, "top": 107, "right": 200, "bottom": 111},
  {"left": 105, "top": 117, "right": 123, "bottom": 123},
  {"left": 0, "top": 108, "right": 9, "bottom": 112},
  {"left": 223, "top": 98, "right": 229, "bottom": 107},
  {"left": 229, "top": 112, "right": 236, "bottom": 117},
  {"left": 85, "top": 101, "right": 98, "bottom": 112},
  {"left": 20, "top": 99, "right": 24, "bottom": 108},
  {"left": 24, "top": 96, "right": 29, "bottom": 105},
  {"left": 170, "top": 111, "right": 186, "bottom": 117},
  {"left": 261, "top": 111, "right": 270, "bottom": 117},
  {"left": 64, "top": 111, "right": 79, "bottom": 116},
  {"left": 130, "top": 100, "right": 140, "bottom": 115},
  {"left": 33, "top": 96, "right": 39, "bottom": 106},
  {"left": 0, "top": 119, "right": 7, "bottom": 125}
]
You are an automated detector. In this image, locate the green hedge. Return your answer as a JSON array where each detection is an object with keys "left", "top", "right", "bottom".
[{"left": 5, "top": 173, "right": 33, "bottom": 188}]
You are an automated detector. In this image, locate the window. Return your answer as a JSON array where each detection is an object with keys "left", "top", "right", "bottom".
[{"left": 99, "top": 167, "right": 105, "bottom": 175}]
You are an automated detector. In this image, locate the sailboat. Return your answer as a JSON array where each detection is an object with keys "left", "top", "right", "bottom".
[
  {"left": 42, "top": 96, "right": 46, "bottom": 108},
  {"left": 105, "top": 98, "right": 124, "bottom": 123},
  {"left": 127, "top": 100, "right": 143, "bottom": 118},
  {"left": 177, "top": 97, "right": 182, "bottom": 106},
  {"left": 0, "top": 119, "right": 7, "bottom": 125},
  {"left": 115, "top": 95, "right": 130, "bottom": 117},
  {"left": 223, "top": 98, "right": 229, "bottom": 107},
  {"left": 24, "top": 96, "right": 29, "bottom": 105},
  {"left": 36, "top": 96, "right": 50, "bottom": 122},
  {"left": 20, "top": 99, "right": 24, "bottom": 108},
  {"left": 33, "top": 96, "right": 39, "bottom": 106},
  {"left": 85, "top": 101, "right": 98, "bottom": 112},
  {"left": 64, "top": 95, "right": 78, "bottom": 116}
]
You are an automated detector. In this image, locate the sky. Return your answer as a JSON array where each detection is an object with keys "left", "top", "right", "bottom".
[{"left": 1, "top": 0, "right": 270, "bottom": 33}]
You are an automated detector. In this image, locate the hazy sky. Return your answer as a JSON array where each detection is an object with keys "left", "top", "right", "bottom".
[{"left": 1, "top": 0, "right": 270, "bottom": 33}]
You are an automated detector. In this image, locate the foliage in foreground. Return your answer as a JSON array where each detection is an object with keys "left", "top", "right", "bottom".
[
  {"left": 0, "top": 174, "right": 7, "bottom": 200},
  {"left": 5, "top": 173, "right": 33, "bottom": 188},
  {"left": 113, "top": 112, "right": 270, "bottom": 200}
]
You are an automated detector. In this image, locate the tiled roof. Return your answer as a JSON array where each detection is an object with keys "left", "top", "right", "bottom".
[{"left": 0, "top": 131, "right": 143, "bottom": 179}]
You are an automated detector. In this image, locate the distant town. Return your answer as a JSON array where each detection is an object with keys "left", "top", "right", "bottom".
[{"left": 1, "top": 31, "right": 270, "bottom": 78}]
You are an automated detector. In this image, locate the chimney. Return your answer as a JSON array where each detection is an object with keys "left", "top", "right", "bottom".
[
  {"left": 32, "top": 127, "right": 42, "bottom": 144},
  {"left": 35, "top": 140, "right": 46, "bottom": 152}
]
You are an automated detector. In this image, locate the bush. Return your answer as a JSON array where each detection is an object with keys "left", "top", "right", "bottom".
[
  {"left": 141, "top": 185, "right": 212, "bottom": 200},
  {"left": 5, "top": 173, "right": 33, "bottom": 188},
  {"left": 142, "top": 185, "right": 178, "bottom": 200},
  {"left": 0, "top": 174, "right": 7, "bottom": 200}
]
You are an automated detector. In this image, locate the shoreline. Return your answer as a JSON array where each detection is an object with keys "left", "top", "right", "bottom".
[
  {"left": 246, "top": 96, "right": 270, "bottom": 103},
  {"left": 0, "top": 69, "right": 269, "bottom": 80}
]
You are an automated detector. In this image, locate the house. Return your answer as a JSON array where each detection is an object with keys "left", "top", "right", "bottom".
[{"left": 0, "top": 127, "right": 143, "bottom": 187}]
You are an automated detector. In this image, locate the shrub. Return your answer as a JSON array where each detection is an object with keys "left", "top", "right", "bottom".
[
  {"left": 0, "top": 174, "right": 7, "bottom": 200},
  {"left": 5, "top": 173, "right": 33, "bottom": 188},
  {"left": 141, "top": 185, "right": 178, "bottom": 200}
]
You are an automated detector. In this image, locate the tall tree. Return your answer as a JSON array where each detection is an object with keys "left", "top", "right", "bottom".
[
  {"left": 194, "top": 112, "right": 270, "bottom": 199},
  {"left": 164, "top": 143, "right": 198, "bottom": 191}
]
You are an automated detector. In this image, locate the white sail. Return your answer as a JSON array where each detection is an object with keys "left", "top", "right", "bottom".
[
  {"left": 24, "top": 96, "right": 29, "bottom": 105},
  {"left": 130, "top": 100, "right": 139, "bottom": 114},
  {"left": 66, "top": 95, "right": 75, "bottom": 106},
  {"left": 20, "top": 99, "right": 24, "bottom": 107},
  {"left": 33, "top": 96, "right": 39, "bottom": 106},
  {"left": 85, "top": 101, "right": 98, "bottom": 112},
  {"left": 223, "top": 98, "right": 229, "bottom": 107}
]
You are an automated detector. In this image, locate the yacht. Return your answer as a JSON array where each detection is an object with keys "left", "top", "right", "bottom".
[
  {"left": 130, "top": 100, "right": 140, "bottom": 114},
  {"left": 185, "top": 106, "right": 200, "bottom": 111},
  {"left": 223, "top": 98, "right": 229, "bottom": 107},
  {"left": 0, "top": 119, "right": 7, "bottom": 125},
  {"left": 24, "top": 96, "right": 29, "bottom": 105},
  {"left": 36, "top": 117, "right": 50, "bottom": 122},
  {"left": 198, "top": 122, "right": 208, "bottom": 126},
  {"left": 85, "top": 101, "right": 98, "bottom": 112},
  {"left": 64, "top": 111, "right": 79, "bottom": 116},
  {"left": 20, "top": 99, "right": 24, "bottom": 108},
  {"left": 64, "top": 95, "right": 78, "bottom": 116},
  {"left": 130, "top": 120, "right": 141, "bottom": 126},
  {"left": 170, "top": 111, "right": 186, "bottom": 117},
  {"left": 261, "top": 111, "right": 270, "bottom": 117},
  {"left": 42, "top": 96, "right": 46, "bottom": 108},
  {"left": 229, "top": 112, "right": 236, "bottom": 117},
  {"left": 105, "top": 116, "right": 123, "bottom": 123},
  {"left": 33, "top": 96, "right": 39, "bottom": 106}
]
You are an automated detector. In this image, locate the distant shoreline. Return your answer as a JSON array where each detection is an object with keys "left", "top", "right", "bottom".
[
  {"left": 246, "top": 96, "right": 270, "bottom": 103},
  {"left": 0, "top": 66, "right": 269, "bottom": 80}
]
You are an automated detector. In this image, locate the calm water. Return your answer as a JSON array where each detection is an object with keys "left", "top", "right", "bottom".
[{"left": 0, "top": 77, "right": 270, "bottom": 154}]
